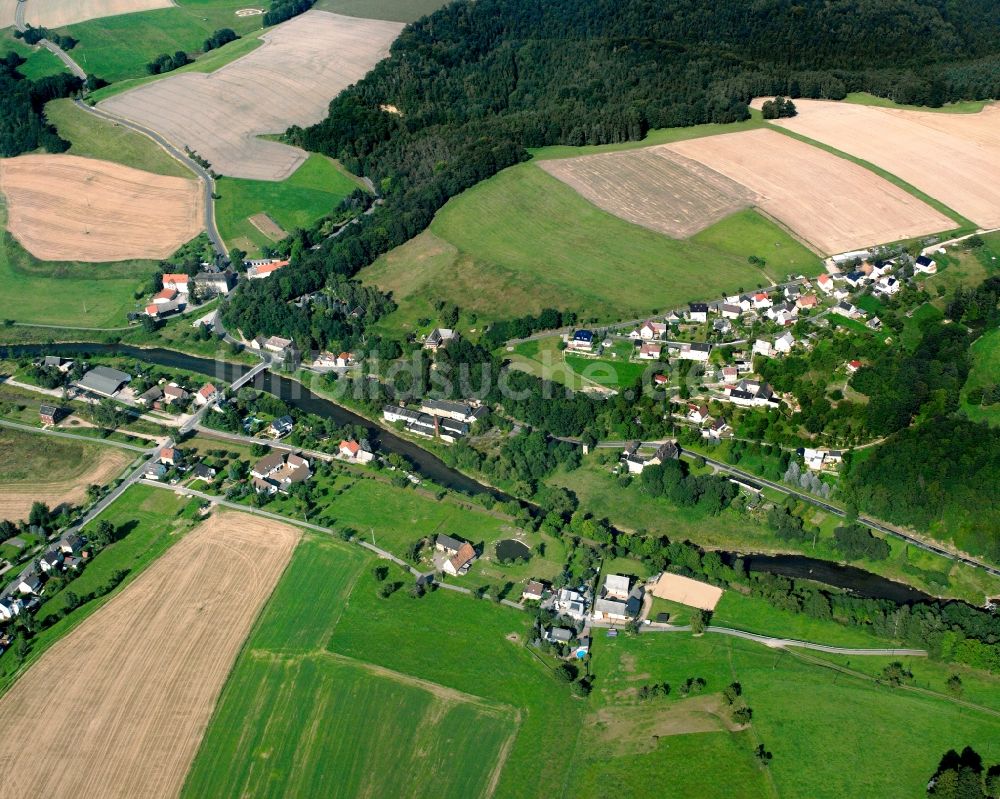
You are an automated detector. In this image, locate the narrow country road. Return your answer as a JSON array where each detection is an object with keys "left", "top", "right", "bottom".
[
  {"left": 0, "top": 417, "right": 148, "bottom": 453},
  {"left": 14, "top": 1, "right": 86, "bottom": 79}
]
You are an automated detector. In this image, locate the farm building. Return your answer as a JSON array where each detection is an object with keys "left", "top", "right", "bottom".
[{"left": 76, "top": 366, "right": 130, "bottom": 398}]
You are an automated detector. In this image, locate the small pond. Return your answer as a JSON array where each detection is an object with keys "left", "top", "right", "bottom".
[{"left": 495, "top": 539, "right": 532, "bottom": 562}]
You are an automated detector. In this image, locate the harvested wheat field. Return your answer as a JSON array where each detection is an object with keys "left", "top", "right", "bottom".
[
  {"left": 538, "top": 148, "right": 753, "bottom": 238},
  {"left": 764, "top": 99, "right": 1000, "bottom": 228},
  {"left": 0, "top": 511, "right": 299, "bottom": 799},
  {"left": 12, "top": 0, "right": 171, "bottom": 27},
  {"left": 666, "top": 129, "right": 953, "bottom": 254},
  {"left": 650, "top": 572, "right": 724, "bottom": 611},
  {"left": 100, "top": 11, "right": 403, "bottom": 181},
  {"left": 0, "top": 448, "right": 132, "bottom": 521},
  {"left": 0, "top": 154, "right": 203, "bottom": 262}
]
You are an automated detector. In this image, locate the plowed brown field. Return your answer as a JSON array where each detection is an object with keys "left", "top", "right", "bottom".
[
  {"left": 0, "top": 511, "right": 299, "bottom": 798},
  {"left": 100, "top": 11, "right": 403, "bottom": 181},
  {"left": 538, "top": 148, "right": 753, "bottom": 238},
  {"left": 0, "top": 154, "right": 203, "bottom": 262},
  {"left": 666, "top": 129, "right": 953, "bottom": 254},
  {"left": 764, "top": 99, "right": 1000, "bottom": 228}
]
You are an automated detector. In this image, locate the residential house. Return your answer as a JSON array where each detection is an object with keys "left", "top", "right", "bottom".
[
  {"left": 602, "top": 574, "right": 631, "bottom": 601},
  {"left": 193, "top": 270, "right": 235, "bottom": 295},
  {"left": 796, "top": 294, "right": 819, "bottom": 310},
  {"left": 816, "top": 273, "right": 835, "bottom": 293},
  {"left": 250, "top": 452, "right": 311, "bottom": 494},
  {"left": 688, "top": 302, "right": 709, "bottom": 323},
  {"left": 435, "top": 534, "right": 466, "bottom": 556},
  {"left": 159, "top": 447, "right": 181, "bottom": 466},
  {"left": 846, "top": 359, "right": 862, "bottom": 373},
  {"left": 383, "top": 404, "right": 470, "bottom": 443},
  {"left": 639, "top": 320, "right": 667, "bottom": 340},
  {"left": 442, "top": 542, "right": 476, "bottom": 576},
  {"left": 844, "top": 270, "right": 867, "bottom": 289},
  {"left": 653, "top": 373, "right": 668, "bottom": 386},
  {"left": 144, "top": 462, "right": 167, "bottom": 480},
  {"left": 16, "top": 570, "right": 42, "bottom": 596},
  {"left": 638, "top": 342, "right": 661, "bottom": 360},
  {"left": 522, "top": 580, "right": 548, "bottom": 602},
  {"left": 713, "top": 318, "right": 732, "bottom": 335},
  {"left": 784, "top": 285, "right": 801, "bottom": 300},
  {"left": 705, "top": 417, "right": 731, "bottom": 440},
  {"left": 270, "top": 415, "right": 294, "bottom": 438},
  {"left": 247, "top": 259, "right": 289, "bottom": 279},
  {"left": 194, "top": 383, "right": 219, "bottom": 407},
  {"left": 867, "top": 316, "right": 883, "bottom": 331},
  {"left": 725, "top": 379, "right": 779, "bottom": 408},
  {"left": 687, "top": 403, "right": 710, "bottom": 424},
  {"left": 914, "top": 255, "right": 937, "bottom": 275},
  {"left": 137, "top": 386, "right": 163, "bottom": 407},
  {"left": 752, "top": 292, "right": 773, "bottom": 310},
  {"left": 161, "top": 273, "right": 190, "bottom": 293},
  {"left": 162, "top": 383, "right": 190, "bottom": 404},
  {"left": 720, "top": 303, "right": 742, "bottom": 320},
  {"left": 153, "top": 287, "right": 179, "bottom": 305},
  {"left": 753, "top": 338, "right": 772, "bottom": 358},
  {"left": 774, "top": 331, "right": 795, "bottom": 354},
  {"left": 42, "top": 356, "right": 73, "bottom": 372},
  {"left": 190, "top": 463, "right": 217, "bottom": 482},
  {"left": 58, "top": 533, "right": 83, "bottom": 555},
  {"left": 39, "top": 404, "right": 62, "bottom": 425},
  {"left": 568, "top": 329, "right": 595, "bottom": 351},
  {"left": 553, "top": 587, "right": 590, "bottom": 622},
  {"left": 678, "top": 342, "right": 711, "bottom": 361},
  {"left": 874, "top": 276, "right": 900, "bottom": 296},
  {"left": 0, "top": 597, "right": 23, "bottom": 621},
  {"left": 39, "top": 549, "right": 63, "bottom": 574},
  {"left": 721, "top": 366, "right": 738, "bottom": 382},
  {"left": 339, "top": 439, "right": 375, "bottom": 464},
  {"left": 832, "top": 301, "right": 857, "bottom": 318},
  {"left": 76, "top": 366, "right": 130, "bottom": 398},
  {"left": 546, "top": 627, "right": 574, "bottom": 644},
  {"left": 424, "top": 327, "right": 456, "bottom": 351}
]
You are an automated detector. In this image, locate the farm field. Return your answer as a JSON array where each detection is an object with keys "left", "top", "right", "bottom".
[
  {"left": 666, "top": 128, "right": 954, "bottom": 254},
  {"left": 581, "top": 632, "right": 1000, "bottom": 798},
  {"left": 0, "top": 0, "right": 171, "bottom": 29},
  {"left": 360, "top": 163, "right": 823, "bottom": 330},
  {"left": 766, "top": 99, "right": 1000, "bottom": 228},
  {"left": 313, "top": 0, "right": 448, "bottom": 22},
  {"left": 44, "top": 98, "right": 193, "bottom": 178},
  {"left": 0, "top": 154, "right": 202, "bottom": 261},
  {"left": 0, "top": 426, "right": 133, "bottom": 522},
  {"left": 0, "top": 509, "right": 299, "bottom": 797},
  {"left": 538, "top": 146, "right": 753, "bottom": 238},
  {"left": 215, "top": 153, "right": 363, "bottom": 253},
  {"left": 54, "top": 0, "right": 267, "bottom": 82},
  {"left": 100, "top": 11, "right": 403, "bottom": 180},
  {"left": 184, "top": 536, "right": 520, "bottom": 798}
]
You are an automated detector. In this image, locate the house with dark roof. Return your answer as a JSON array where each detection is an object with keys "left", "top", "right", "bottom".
[
  {"left": 546, "top": 627, "right": 574, "bottom": 644},
  {"left": 569, "top": 329, "right": 595, "bottom": 351},
  {"left": 270, "top": 415, "right": 294, "bottom": 438},
  {"left": 39, "top": 404, "right": 63, "bottom": 425},
  {"left": 190, "top": 463, "right": 217, "bottom": 482},
  {"left": 76, "top": 366, "right": 131, "bottom": 398},
  {"left": 914, "top": 255, "right": 937, "bottom": 274},
  {"left": 250, "top": 452, "right": 311, "bottom": 494},
  {"left": 688, "top": 302, "right": 709, "bottom": 323},
  {"left": 435, "top": 534, "right": 465, "bottom": 555},
  {"left": 423, "top": 327, "right": 456, "bottom": 351}
]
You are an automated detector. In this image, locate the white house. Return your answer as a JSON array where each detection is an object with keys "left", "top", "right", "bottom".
[
  {"left": 554, "top": 588, "right": 589, "bottom": 621},
  {"left": 774, "top": 331, "right": 795, "bottom": 354},
  {"left": 753, "top": 338, "right": 772, "bottom": 357},
  {"left": 874, "top": 276, "right": 900, "bottom": 296},
  {"left": 194, "top": 383, "right": 219, "bottom": 407},
  {"left": 603, "top": 574, "right": 631, "bottom": 601},
  {"left": 688, "top": 403, "right": 710, "bottom": 424},
  {"left": 816, "top": 274, "right": 835, "bottom": 294},
  {"left": 914, "top": 255, "right": 937, "bottom": 275},
  {"left": 752, "top": 292, "right": 773, "bottom": 310},
  {"left": 639, "top": 320, "right": 666, "bottom": 340},
  {"left": 638, "top": 342, "right": 661, "bottom": 360},
  {"left": 678, "top": 342, "right": 711, "bottom": 361},
  {"left": 161, "top": 273, "right": 190, "bottom": 294},
  {"left": 720, "top": 303, "right": 742, "bottom": 320},
  {"left": 688, "top": 302, "right": 709, "bottom": 323}
]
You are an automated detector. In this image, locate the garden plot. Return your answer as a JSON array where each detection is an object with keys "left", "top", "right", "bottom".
[
  {"left": 765, "top": 99, "right": 1000, "bottom": 228},
  {"left": 538, "top": 147, "right": 753, "bottom": 238},
  {"left": 99, "top": 10, "right": 403, "bottom": 181},
  {"left": 666, "top": 129, "right": 953, "bottom": 254},
  {"left": 0, "top": 511, "right": 298, "bottom": 798},
  {"left": 0, "top": 154, "right": 203, "bottom": 262}
]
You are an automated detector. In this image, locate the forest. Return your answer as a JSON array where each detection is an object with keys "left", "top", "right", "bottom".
[
  {"left": 0, "top": 53, "right": 81, "bottom": 157},
  {"left": 276, "top": 0, "right": 1000, "bottom": 305}
]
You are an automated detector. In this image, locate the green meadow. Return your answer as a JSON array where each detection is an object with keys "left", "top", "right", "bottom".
[
  {"left": 0, "top": 29, "right": 67, "bottom": 79},
  {"left": 183, "top": 536, "right": 524, "bottom": 799},
  {"left": 58, "top": 0, "right": 266, "bottom": 83},
  {"left": 215, "top": 154, "right": 363, "bottom": 254},
  {"left": 44, "top": 98, "right": 194, "bottom": 178},
  {"left": 360, "top": 163, "right": 823, "bottom": 331},
  {"left": 0, "top": 204, "right": 159, "bottom": 328},
  {"left": 962, "top": 326, "right": 1000, "bottom": 426}
]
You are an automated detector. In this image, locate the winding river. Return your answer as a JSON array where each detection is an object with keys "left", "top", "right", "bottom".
[{"left": 3, "top": 342, "right": 933, "bottom": 603}]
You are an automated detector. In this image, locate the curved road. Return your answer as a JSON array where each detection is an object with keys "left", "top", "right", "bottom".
[{"left": 13, "top": 1, "right": 86, "bottom": 79}]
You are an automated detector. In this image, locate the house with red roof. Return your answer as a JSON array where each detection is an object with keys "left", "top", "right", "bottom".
[
  {"left": 247, "top": 260, "right": 289, "bottom": 279},
  {"left": 194, "top": 383, "right": 219, "bottom": 406},
  {"left": 161, "top": 274, "right": 190, "bottom": 293}
]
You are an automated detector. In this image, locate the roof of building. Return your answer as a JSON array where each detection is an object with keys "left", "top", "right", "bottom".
[
  {"left": 77, "top": 366, "right": 130, "bottom": 396},
  {"left": 198, "top": 383, "right": 217, "bottom": 398},
  {"left": 605, "top": 574, "right": 631, "bottom": 595},
  {"left": 523, "top": 580, "right": 546, "bottom": 596},
  {"left": 689, "top": 302, "right": 709, "bottom": 312},
  {"left": 162, "top": 273, "right": 189, "bottom": 284},
  {"left": 915, "top": 255, "right": 933, "bottom": 266},
  {"left": 340, "top": 439, "right": 360, "bottom": 455},
  {"left": 255, "top": 260, "right": 289, "bottom": 275},
  {"left": 450, "top": 542, "right": 476, "bottom": 571},
  {"left": 39, "top": 403, "right": 59, "bottom": 416},
  {"left": 253, "top": 452, "right": 286, "bottom": 476},
  {"left": 573, "top": 329, "right": 594, "bottom": 342},
  {"left": 594, "top": 598, "right": 629, "bottom": 615},
  {"left": 436, "top": 533, "right": 464, "bottom": 552},
  {"left": 549, "top": 627, "right": 573, "bottom": 643},
  {"left": 271, "top": 415, "right": 294, "bottom": 429},
  {"left": 190, "top": 463, "right": 216, "bottom": 479}
]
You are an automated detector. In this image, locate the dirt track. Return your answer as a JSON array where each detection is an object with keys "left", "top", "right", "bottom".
[
  {"left": 0, "top": 446, "right": 132, "bottom": 522},
  {"left": 667, "top": 129, "right": 954, "bottom": 254},
  {"left": 0, "top": 0, "right": 171, "bottom": 28},
  {"left": 100, "top": 11, "right": 403, "bottom": 181},
  {"left": 0, "top": 154, "right": 203, "bottom": 262},
  {"left": 538, "top": 148, "right": 753, "bottom": 238},
  {"left": 0, "top": 511, "right": 299, "bottom": 798},
  {"left": 765, "top": 100, "right": 1000, "bottom": 228}
]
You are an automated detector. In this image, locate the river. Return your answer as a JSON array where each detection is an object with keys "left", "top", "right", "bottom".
[{"left": 2, "top": 341, "right": 935, "bottom": 604}]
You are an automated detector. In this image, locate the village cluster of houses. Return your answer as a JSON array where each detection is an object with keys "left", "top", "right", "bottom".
[
  {"left": 143, "top": 271, "right": 235, "bottom": 319},
  {"left": 0, "top": 533, "right": 87, "bottom": 623},
  {"left": 383, "top": 399, "right": 487, "bottom": 444}
]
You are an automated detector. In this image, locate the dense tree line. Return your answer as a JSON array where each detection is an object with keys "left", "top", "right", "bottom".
[
  {"left": 263, "top": 0, "right": 313, "bottom": 26},
  {"left": 15, "top": 24, "right": 77, "bottom": 50},
  {"left": 0, "top": 53, "right": 81, "bottom": 156},
  {"left": 480, "top": 309, "right": 576, "bottom": 350},
  {"left": 146, "top": 51, "right": 192, "bottom": 75},
  {"left": 203, "top": 28, "right": 239, "bottom": 52}
]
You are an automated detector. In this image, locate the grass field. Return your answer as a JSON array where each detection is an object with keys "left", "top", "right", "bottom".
[
  {"left": 0, "top": 485, "right": 190, "bottom": 693},
  {"left": 962, "top": 326, "right": 1000, "bottom": 426},
  {"left": 184, "top": 536, "right": 523, "bottom": 798},
  {"left": 691, "top": 208, "right": 823, "bottom": 277},
  {"left": 215, "top": 154, "right": 363, "bottom": 254},
  {"left": 0, "top": 29, "right": 67, "bottom": 79},
  {"left": 509, "top": 336, "right": 654, "bottom": 391},
  {"left": 582, "top": 631, "right": 1000, "bottom": 798},
  {"left": 842, "top": 92, "right": 990, "bottom": 114},
  {"left": 313, "top": 0, "right": 447, "bottom": 21},
  {"left": 360, "top": 164, "right": 823, "bottom": 331},
  {"left": 59, "top": 0, "right": 266, "bottom": 82},
  {"left": 0, "top": 204, "right": 158, "bottom": 327},
  {"left": 44, "top": 98, "right": 193, "bottom": 178}
]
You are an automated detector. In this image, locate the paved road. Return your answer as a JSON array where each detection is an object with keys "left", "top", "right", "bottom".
[
  {"left": 67, "top": 442, "right": 164, "bottom": 533},
  {"left": 635, "top": 622, "right": 927, "bottom": 655},
  {"left": 73, "top": 101, "right": 226, "bottom": 256},
  {"left": 0, "top": 418, "right": 148, "bottom": 453},
  {"left": 14, "top": 2, "right": 87, "bottom": 79}
]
